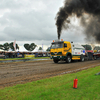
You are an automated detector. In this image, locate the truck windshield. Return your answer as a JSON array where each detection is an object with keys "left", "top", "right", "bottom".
[{"left": 51, "top": 42, "right": 63, "bottom": 49}]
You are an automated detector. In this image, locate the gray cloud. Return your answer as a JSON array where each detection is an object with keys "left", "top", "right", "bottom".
[{"left": 0, "top": 0, "right": 86, "bottom": 47}]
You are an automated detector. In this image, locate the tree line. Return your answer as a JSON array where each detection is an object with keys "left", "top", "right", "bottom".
[
  {"left": 0, "top": 42, "right": 19, "bottom": 51},
  {"left": 0, "top": 42, "right": 50, "bottom": 51}
]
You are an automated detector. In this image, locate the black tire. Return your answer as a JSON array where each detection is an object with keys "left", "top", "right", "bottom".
[
  {"left": 94, "top": 56, "right": 97, "bottom": 60},
  {"left": 53, "top": 59, "right": 58, "bottom": 63},
  {"left": 80, "top": 55, "right": 85, "bottom": 62},
  {"left": 66, "top": 56, "right": 71, "bottom": 63},
  {"left": 88, "top": 52, "right": 93, "bottom": 60}
]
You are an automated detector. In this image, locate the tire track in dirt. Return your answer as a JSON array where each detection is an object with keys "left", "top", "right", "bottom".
[{"left": 0, "top": 59, "right": 100, "bottom": 88}]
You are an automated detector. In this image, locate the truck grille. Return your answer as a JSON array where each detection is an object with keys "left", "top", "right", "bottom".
[{"left": 51, "top": 52, "right": 62, "bottom": 55}]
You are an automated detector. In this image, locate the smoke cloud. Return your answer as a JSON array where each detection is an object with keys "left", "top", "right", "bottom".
[{"left": 56, "top": 0, "right": 100, "bottom": 42}]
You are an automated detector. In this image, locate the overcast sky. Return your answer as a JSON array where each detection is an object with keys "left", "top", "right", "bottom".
[{"left": 0, "top": 0, "right": 87, "bottom": 50}]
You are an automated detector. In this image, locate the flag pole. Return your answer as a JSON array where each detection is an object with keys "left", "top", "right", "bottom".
[
  {"left": 13, "top": 40, "right": 16, "bottom": 58},
  {"left": 13, "top": 40, "right": 16, "bottom": 51}
]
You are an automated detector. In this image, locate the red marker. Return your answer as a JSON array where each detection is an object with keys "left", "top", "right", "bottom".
[{"left": 73, "top": 77, "right": 78, "bottom": 89}]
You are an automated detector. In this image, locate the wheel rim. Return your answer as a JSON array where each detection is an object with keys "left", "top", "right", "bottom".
[
  {"left": 68, "top": 57, "right": 71, "bottom": 62},
  {"left": 82, "top": 57, "right": 84, "bottom": 61}
]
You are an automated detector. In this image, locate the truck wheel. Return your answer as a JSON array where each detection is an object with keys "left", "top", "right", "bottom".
[
  {"left": 53, "top": 59, "right": 58, "bottom": 63},
  {"left": 94, "top": 56, "right": 97, "bottom": 60},
  {"left": 80, "top": 55, "right": 84, "bottom": 62},
  {"left": 66, "top": 56, "right": 71, "bottom": 63}
]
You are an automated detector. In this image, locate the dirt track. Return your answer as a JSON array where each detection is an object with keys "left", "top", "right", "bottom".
[{"left": 0, "top": 59, "right": 100, "bottom": 88}]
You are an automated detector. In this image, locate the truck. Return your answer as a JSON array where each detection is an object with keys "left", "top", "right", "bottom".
[
  {"left": 82, "top": 45, "right": 100, "bottom": 60},
  {"left": 93, "top": 46, "right": 100, "bottom": 59},
  {"left": 82, "top": 44, "right": 94, "bottom": 60},
  {"left": 50, "top": 40, "right": 86, "bottom": 63}
]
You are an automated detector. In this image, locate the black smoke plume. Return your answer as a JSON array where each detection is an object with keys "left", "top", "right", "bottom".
[{"left": 56, "top": 0, "right": 100, "bottom": 42}]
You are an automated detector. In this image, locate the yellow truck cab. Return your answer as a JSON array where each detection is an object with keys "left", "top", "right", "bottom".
[{"left": 50, "top": 40, "right": 85, "bottom": 63}]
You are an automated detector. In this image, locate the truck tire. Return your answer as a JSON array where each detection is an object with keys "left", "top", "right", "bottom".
[
  {"left": 66, "top": 56, "right": 71, "bottom": 63},
  {"left": 53, "top": 59, "right": 58, "bottom": 63},
  {"left": 80, "top": 55, "right": 85, "bottom": 62},
  {"left": 87, "top": 52, "right": 93, "bottom": 60},
  {"left": 94, "top": 56, "right": 97, "bottom": 60}
]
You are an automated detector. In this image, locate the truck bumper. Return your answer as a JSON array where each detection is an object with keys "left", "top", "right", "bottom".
[{"left": 50, "top": 56, "right": 66, "bottom": 60}]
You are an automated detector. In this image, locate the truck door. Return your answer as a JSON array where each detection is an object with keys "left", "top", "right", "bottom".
[{"left": 63, "top": 43, "right": 71, "bottom": 56}]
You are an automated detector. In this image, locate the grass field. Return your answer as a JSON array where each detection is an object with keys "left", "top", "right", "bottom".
[{"left": 0, "top": 66, "right": 100, "bottom": 100}]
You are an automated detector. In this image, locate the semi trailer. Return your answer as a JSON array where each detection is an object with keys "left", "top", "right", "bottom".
[{"left": 50, "top": 40, "right": 100, "bottom": 63}]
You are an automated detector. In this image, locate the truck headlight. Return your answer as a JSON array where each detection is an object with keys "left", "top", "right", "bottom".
[{"left": 60, "top": 56, "right": 62, "bottom": 58}]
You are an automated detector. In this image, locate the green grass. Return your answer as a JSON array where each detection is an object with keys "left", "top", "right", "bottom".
[
  {"left": 0, "top": 57, "right": 50, "bottom": 61},
  {"left": 0, "top": 66, "right": 100, "bottom": 100}
]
